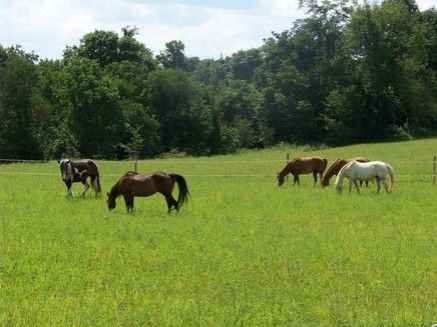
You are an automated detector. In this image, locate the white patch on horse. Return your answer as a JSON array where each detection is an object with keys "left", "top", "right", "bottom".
[{"left": 74, "top": 167, "right": 88, "bottom": 178}]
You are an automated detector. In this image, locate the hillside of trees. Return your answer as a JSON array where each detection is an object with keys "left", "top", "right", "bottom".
[{"left": 1, "top": 0, "right": 436, "bottom": 160}]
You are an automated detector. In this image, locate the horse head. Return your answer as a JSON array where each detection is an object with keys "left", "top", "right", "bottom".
[
  {"left": 277, "top": 172, "right": 285, "bottom": 186},
  {"left": 321, "top": 177, "right": 329, "bottom": 187},
  {"left": 107, "top": 192, "right": 116, "bottom": 210},
  {"left": 59, "top": 159, "right": 72, "bottom": 181}
]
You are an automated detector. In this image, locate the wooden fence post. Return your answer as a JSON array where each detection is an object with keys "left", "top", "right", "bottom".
[
  {"left": 433, "top": 156, "right": 436, "bottom": 185},
  {"left": 134, "top": 161, "right": 137, "bottom": 173}
]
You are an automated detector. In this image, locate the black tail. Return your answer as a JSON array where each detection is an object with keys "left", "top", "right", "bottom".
[
  {"left": 95, "top": 175, "right": 101, "bottom": 194},
  {"left": 169, "top": 173, "right": 189, "bottom": 208}
]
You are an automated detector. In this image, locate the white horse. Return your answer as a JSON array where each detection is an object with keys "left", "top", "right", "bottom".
[{"left": 335, "top": 161, "right": 395, "bottom": 194}]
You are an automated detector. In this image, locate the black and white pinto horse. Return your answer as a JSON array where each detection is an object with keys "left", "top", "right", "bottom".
[{"left": 58, "top": 159, "right": 101, "bottom": 197}]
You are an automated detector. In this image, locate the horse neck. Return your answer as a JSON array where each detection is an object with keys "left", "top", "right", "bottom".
[
  {"left": 279, "top": 162, "right": 292, "bottom": 178},
  {"left": 324, "top": 160, "right": 340, "bottom": 181},
  {"left": 109, "top": 182, "right": 121, "bottom": 199},
  {"left": 335, "top": 169, "right": 347, "bottom": 186}
]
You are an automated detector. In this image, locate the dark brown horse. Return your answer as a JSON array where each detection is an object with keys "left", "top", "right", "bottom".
[
  {"left": 321, "top": 157, "right": 370, "bottom": 187},
  {"left": 58, "top": 159, "right": 101, "bottom": 197},
  {"left": 277, "top": 156, "right": 328, "bottom": 186},
  {"left": 107, "top": 171, "right": 189, "bottom": 213}
]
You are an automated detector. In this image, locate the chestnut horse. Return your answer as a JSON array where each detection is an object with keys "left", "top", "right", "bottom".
[
  {"left": 321, "top": 157, "right": 370, "bottom": 187},
  {"left": 107, "top": 171, "right": 189, "bottom": 213},
  {"left": 277, "top": 156, "right": 328, "bottom": 186}
]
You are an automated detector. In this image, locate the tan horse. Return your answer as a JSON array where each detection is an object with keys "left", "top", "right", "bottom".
[
  {"left": 277, "top": 156, "right": 328, "bottom": 186},
  {"left": 107, "top": 171, "right": 189, "bottom": 213},
  {"left": 321, "top": 157, "right": 370, "bottom": 187}
]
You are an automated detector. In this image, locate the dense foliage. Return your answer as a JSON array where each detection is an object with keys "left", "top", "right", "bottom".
[{"left": 1, "top": 0, "right": 436, "bottom": 159}]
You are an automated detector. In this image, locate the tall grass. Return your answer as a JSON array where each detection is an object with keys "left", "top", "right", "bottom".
[{"left": 0, "top": 138, "right": 436, "bottom": 326}]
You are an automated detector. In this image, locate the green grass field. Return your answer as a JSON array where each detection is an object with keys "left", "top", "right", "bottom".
[{"left": 1, "top": 138, "right": 436, "bottom": 326}]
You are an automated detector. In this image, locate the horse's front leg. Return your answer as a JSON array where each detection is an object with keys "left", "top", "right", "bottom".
[
  {"left": 312, "top": 171, "right": 317, "bottom": 186},
  {"left": 294, "top": 175, "right": 300, "bottom": 186},
  {"left": 348, "top": 179, "right": 354, "bottom": 194},
  {"left": 65, "top": 180, "right": 73, "bottom": 197},
  {"left": 353, "top": 180, "right": 361, "bottom": 193},
  {"left": 123, "top": 195, "right": 134, "bottom": 212}
]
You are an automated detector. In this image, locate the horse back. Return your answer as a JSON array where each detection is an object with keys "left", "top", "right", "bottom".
[
  {"left": 291, "top": 156, "right": 327, "bottom": 174},
  {"left": 351, "top": 157, "right": 370, "bottom": 163},
  {"left": 119, "top": 172, "right": 172, "bottom": 196}
]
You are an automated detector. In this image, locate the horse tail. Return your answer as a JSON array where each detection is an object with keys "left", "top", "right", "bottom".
[
  {"left": 169, "top": 173, "right": 189, "bottom": 208},
  {"left": 386, "top": 163, "right": 395, "bottom": 192},
  {"left": 323, "top": 158, "right": 328, "bottom": 172},
  {"left": 89, "top": 160, "right": 101, "bottom": 194},
  {"left": 95, "top": 175, "right": 102, "bottom": 194}
]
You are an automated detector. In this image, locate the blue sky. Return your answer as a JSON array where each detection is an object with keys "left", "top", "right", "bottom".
[{"left": 0, "top": 0, "right": 435, "bottom": 60}]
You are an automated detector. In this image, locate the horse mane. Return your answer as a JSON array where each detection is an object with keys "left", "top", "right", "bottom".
[
  {"left": 323, "top": 158, "right": 342, "bottom": 182},
  {"left": 109, "top": 171, "right": 138, "bottom": 197},
  {"left": 279, "top": 158, "right": 297, "bottom": 176}
]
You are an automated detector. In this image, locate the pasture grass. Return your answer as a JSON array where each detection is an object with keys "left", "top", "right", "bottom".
[{"left": 0, "top": 138, "right": 436, "bottom": 326}]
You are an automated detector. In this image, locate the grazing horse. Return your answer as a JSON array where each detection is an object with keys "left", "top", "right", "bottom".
[
  {"left": 107, "top": 171, "right": 189, "bottom": 213},
  {"left": 335, "top": 161, "right": 395, "bottom": 194},
  {"left": 277, "top": 156, "right": 328, "bottom": 186},
  {"left": 58, "top": 159, "right": 101, "bottom": 197},
  {"left": 321, "top": 157, "right": 370, "bottom": 187}
]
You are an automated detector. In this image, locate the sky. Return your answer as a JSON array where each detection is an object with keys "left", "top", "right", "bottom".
[{"left": 0, "top": 0, "right": 435, "bottom": 60}]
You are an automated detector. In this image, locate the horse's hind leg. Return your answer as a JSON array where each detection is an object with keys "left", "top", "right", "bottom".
[
  {"left": 381, "top": 179, "right": 390, "bottom": 194},
  {"left": 375, "top": 177, "right": 381, "bottom": 194},
  {"left": 90, "top": 176, "right": 100, "bottom": 196},
  {"left": 80, "top": 180, "right": 90, "bottom": 197},
  {"left": 165, "top": 194, "right": 178, "bottom": 213}
]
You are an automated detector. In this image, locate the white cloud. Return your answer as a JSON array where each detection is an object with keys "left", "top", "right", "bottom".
[
  {"left": 1, "top": 0, "right": 434, "bottom": 60},
  {"left": 416, "top": 0, "right": 436, "bottom": 10},
  {"left": 260, "top": 0, "right": 302, "bottom": 16},
  {"left": 6, "top": 0, "right": 94, "bottom": 37}
]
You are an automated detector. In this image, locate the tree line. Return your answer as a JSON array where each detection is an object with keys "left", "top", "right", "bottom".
[{"left": 0, "top": 0, "right": 436, "bottom": 160}]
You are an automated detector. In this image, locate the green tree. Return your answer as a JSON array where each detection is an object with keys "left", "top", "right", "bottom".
[
  {"left": 0, "top": 48, "right": 41, "bottom": 159},
  {"left": 156, "top": 40, "right": 188, "bottom": 70},
  {"left": 229, "top": 48, "right": 262, "bottom": 81},
  {"left": 75, "top": 27, "right": 155, "bottom": 68},
  {"left": 59, "top": 58, "right": 124, "bottom": 158},
  {"left": 147, "top": 68, "right": 213, "bottom": 154}
]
